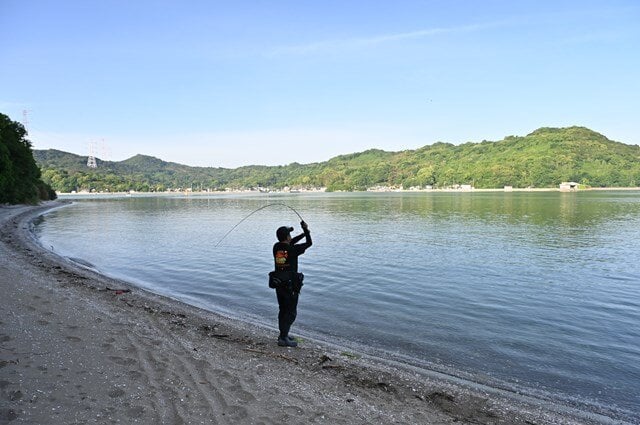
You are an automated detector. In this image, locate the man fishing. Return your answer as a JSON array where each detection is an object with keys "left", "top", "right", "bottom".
[{"left": 270, "top": 220, "right": 312, "bottom": 347}]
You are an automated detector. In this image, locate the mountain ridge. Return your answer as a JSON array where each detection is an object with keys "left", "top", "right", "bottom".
[{"left": 34, "top": 126, "right": 640, "bottom": 192}]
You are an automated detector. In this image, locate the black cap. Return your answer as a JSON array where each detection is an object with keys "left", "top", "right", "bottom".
[{"left": 276, "top": 226, "right": 294, "bottom": 241}]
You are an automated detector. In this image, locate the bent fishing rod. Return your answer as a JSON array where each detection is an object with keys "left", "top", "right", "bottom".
[{"left": 214, "top": 202, "right": 305, "bottom": 247}]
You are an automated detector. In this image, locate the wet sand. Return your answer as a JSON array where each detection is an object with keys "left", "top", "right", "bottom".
[{"left": 0, "top": 202, "right": 619, "bottom": 424}]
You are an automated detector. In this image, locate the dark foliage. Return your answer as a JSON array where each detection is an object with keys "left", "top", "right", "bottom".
[{"left": 0, "top": 113, "right": 57, "bottom": 204}]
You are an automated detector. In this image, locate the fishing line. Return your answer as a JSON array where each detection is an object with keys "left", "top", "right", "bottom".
[{"left": 214, "top": 203, "right": 305, "bottom": 247}]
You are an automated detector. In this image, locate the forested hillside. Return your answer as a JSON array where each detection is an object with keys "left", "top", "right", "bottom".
[
  {"left": 34, "top": 127, "right": 640, "bottom": 193},
  {"left": 0, "top": 113, "right": 56, "bottom": 204}
]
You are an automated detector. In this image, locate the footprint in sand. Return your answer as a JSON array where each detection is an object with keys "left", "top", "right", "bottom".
[
  {"left": 127, "top": 370, "right": 143, "bottom": 380},
  {"left": 65, "top": 336, "right": 82, "bottom": 343},
  {"left": 0, "top": 408, "right": 19, "bottom": 422},
  {"left": 107, "top": 388, "right": 126, "bottom": 398},
  {"left": 8, "top": 390, "right": 23, "bottom": 401},
  {"left": 101, "top": 337, "right": 116, "bottom": 350},
  {"left": 107, "top": 356, "right": 137, "bottom": 366}
]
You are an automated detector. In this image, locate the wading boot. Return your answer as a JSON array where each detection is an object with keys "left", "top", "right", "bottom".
[{"left": 277, "top": 336, "right": 298, "bottom": 347}]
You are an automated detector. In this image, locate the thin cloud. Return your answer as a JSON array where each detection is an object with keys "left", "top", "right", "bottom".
[{"left": 268, "top": 22, "right": 504, "bottom": 56}]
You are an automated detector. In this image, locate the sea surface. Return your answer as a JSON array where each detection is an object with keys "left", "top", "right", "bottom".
[{"left": 35, "top": 191, "right": 640, "bottom": 421}]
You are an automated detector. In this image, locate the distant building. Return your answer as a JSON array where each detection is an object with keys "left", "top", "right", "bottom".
[{"left": 559, "top": 182, "right": 579, "bottom": 191}]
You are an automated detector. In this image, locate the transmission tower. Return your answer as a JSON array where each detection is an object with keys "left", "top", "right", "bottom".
[
  {"left": 87, "top": 142, "right": 98, "bottom": 168},
  {"left": 22, "top": 109, "right": 31, "bottom": 134}
]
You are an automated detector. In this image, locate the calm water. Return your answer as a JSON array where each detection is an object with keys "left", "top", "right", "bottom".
[{"left": 36, "top": 192, "right": 640, "bottom": 421}]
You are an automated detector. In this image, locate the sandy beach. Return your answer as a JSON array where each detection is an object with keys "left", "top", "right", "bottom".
[{"left": 0, "top": 203, "right": 623, "bottom": 424}]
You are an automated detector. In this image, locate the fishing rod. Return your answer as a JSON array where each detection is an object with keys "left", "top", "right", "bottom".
[{"left": 214, "top": 202, "right": 305, "bottom": 247}]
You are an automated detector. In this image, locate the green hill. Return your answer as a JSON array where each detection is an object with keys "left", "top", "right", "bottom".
[
  {"left": 1, "top": 113, "right": 56, "bottom": 203},
  {"left": 34, "top": 126, "right": 640, "bottom": 193}
]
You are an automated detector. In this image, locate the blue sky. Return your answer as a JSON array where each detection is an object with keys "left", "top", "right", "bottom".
[{"left": 1, "top": 1, "right": 639, "bottom": 168}]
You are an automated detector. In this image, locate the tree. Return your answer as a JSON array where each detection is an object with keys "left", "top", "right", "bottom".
[{"left": 0, "top": 113, "right": 56, "bottom": 204}]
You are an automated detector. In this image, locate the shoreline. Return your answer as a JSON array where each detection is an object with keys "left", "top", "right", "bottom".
[
  {"left": 0, "top": 202, "right": 629, "bottom": 424},
  {"left": 52, "top": 187, "right": 640, "bottom": 197}
]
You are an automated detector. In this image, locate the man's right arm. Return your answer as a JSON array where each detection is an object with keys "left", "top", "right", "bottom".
[{"left": 298, "top": 221, "right": 312, "bottom": 251}]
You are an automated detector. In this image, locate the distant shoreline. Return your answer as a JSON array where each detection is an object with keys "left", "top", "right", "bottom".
[{"left": 54, "top": 186, "right": 640, "bottom": 196}]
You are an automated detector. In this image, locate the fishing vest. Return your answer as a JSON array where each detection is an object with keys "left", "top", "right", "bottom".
[{"left": 271, "top": 242, "right": 303, "bottom": 291}]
